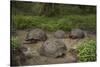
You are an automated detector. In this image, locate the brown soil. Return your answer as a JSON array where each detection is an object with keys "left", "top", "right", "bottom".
[{"left": 12, "top": 30, "right": 96, "bottom": 66}]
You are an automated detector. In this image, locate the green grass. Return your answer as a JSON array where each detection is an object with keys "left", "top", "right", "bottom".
[
  {"left": 77, "top": 39, "right": 96, "bottom": 62},
  {"left": 12, "top": 15, "right": 96, "bottom": 32}
]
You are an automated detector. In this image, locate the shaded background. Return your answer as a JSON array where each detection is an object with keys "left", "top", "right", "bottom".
[{"left": 11, "top": 1, "right": 96, "bottom": 32}]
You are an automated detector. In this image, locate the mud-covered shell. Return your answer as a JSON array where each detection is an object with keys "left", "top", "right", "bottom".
[
  {"left": 40, "top": 39, "right": 67, "bottom": 58},
  {"left": 54, "top": 30, "right": 66, "bottom": 38},
  {"left": 69, "top": 29, "right": 85, "bottom": 39},
  {"left": 26, "top": 29, "right": 47, "bottom": 41}
]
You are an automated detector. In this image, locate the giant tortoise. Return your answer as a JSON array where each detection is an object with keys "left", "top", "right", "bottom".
[
  {"left": 40, "top": 39, "right": 67, "bottom": 58},
  {"left": 54, "top": 30, "right": 66, "bottom": 39},
  {"left": 69, "top": 28, "right": 85, "bottom": 39},
  {"left": 25, "top": 28, "right": 47, "bottom": 43}
]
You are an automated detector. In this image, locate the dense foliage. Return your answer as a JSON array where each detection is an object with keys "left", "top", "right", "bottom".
[
  {"left": 12, "top": 15, "right": 96, "bottom": 31},
  {"left": 77, "top": 40, "right": 96, "bottom": 62},
  {"left": 11, "top": 1, "right": 96, "bottom": 32},
  {"left": 11, "top": 1, "right": 96, "bottom": 16}
]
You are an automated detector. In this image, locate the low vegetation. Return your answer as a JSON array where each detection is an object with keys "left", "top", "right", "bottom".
[
  {"left": 77, "top": 39, "right": 96, "bottom": 62},
  {"left": 12, "top": 15, "right": 96, "bottom": 32},
  {"left": 11, "top": 37, "right": 21, "bottom": 49},
  {"left": 11, "top": 1, "right": 96, "bottom": 32}
]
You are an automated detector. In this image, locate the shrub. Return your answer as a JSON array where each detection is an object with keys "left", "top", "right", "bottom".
[
  {"left": 77, "top": 40, "right": 96, "bottom": 62},
  {"left": 12, "top": 15, "right": 96, "bottom": 32},
  {"left": 11, "top": 37, "right": 21, "bottom": 49}
]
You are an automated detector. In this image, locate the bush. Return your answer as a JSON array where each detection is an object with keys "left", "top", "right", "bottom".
[
  {"left": 12, "top": 15, "right": 96, "bottom": 32},
  {"left": 11, "top": 37, "right": 21, "bottom": 49},
  {"left": 77, "top": 40, "right": 96, "bottom": 62}
]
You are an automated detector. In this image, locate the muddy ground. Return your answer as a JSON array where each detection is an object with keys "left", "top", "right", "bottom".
[{"left": 12, "top": 30, "right": 96, "bottom": 66}]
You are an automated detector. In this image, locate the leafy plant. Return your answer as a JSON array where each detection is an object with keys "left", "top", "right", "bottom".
[
  {"left": 12, "top": 15, "right": 96, "bottom": 32},
  {"left": 11, "top": 37, "right": 21, "bottom": 49},
  {"left": 77, "top": 40, "right": 96, "bottom": 62}
]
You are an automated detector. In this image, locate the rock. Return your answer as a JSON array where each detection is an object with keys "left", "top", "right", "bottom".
[
  {"left": 54, "top": 30, "right": 66, "bottom": 39},
  {"left": 40, "top": 39, "right": 67, "bottom": 58},
  {"left": 25, "top": 28, "right": 47, "bottom": 43},
  {"left": 69, "top": 29, "right": 85, "bottom": 39}
]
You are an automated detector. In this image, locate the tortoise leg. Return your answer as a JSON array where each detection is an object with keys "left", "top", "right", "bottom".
[
  {"left": 31, "top": 39, "right": 38, "bottom": 43},
  {"left": 56, "top": 53, "right": 65, "bottom": 58}
]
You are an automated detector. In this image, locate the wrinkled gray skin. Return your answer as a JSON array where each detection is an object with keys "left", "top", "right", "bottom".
[
  {"left": 54, "top": 30, "right": 66, "bottom": 39},
  {"left": 40, "top": 39, "right": 67, "bottom": 58},
  {"left": 69, "top": 29, "right": 85, "bottom": 39},
  {"left": 25, "top": 29, "right": 47, "bottom": 43}
]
